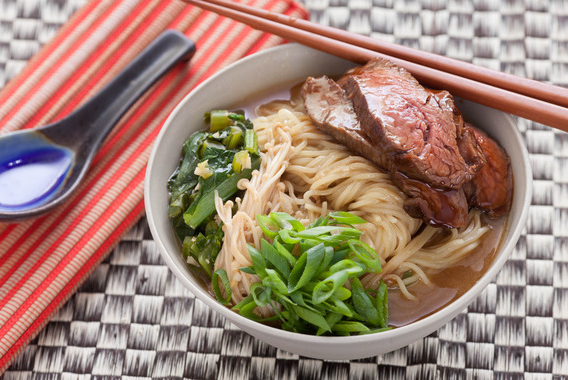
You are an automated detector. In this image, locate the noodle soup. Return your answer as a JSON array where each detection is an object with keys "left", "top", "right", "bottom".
[{"left": 146, "top": 43, "right": 531, "bottom": 359}]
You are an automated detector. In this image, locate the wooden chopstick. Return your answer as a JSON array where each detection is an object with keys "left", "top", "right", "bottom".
[
  {"left": 200, "top": 0, "right": 568, "bottom": 110},
  {"left": 182, "top": 0, "right": 568, "bottom": 133}
]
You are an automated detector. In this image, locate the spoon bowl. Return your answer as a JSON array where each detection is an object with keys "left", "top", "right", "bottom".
[{"left": 0, "top": 30, "right": 196, "bottom": 221}]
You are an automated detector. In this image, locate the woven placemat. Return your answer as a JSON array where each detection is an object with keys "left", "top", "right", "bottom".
[{"left": 2, "top": 0, "right": 568, "bottom": 379}]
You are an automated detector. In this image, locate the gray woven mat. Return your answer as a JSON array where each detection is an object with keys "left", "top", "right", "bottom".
[{"left": 2, "top": 0, "right": 568, "bottom": 378}]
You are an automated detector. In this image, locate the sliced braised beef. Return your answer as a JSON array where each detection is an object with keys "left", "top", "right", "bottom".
[
  {"left": 301, "top": 76, "right": 390, "bottom": 171},
  {"left": 429, "top": 90, "right": 487, "bottom": 171},
  {"left": 300, "top": 59, "right": 512, "bottom": 229},
  {"left": 391, "top": 170, "right": 469, "bottom": 228},
  {"left": 339, "top": 58, "right": 481, "bottom": 189},
  {"left": 301, "top": 75, "right": 471, "bottom": 228},
  {"left": 463, "top": 125, "right": 513, "bottom": 218}
]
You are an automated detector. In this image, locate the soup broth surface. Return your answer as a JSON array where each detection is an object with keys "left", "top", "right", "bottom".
[{"left": 388, "top": 215, "right": 506, "bottom": 326}]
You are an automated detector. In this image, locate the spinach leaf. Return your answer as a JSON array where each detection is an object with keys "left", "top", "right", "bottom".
[{"left": 168, "top": 110, "right": 260, "bottom": 278}]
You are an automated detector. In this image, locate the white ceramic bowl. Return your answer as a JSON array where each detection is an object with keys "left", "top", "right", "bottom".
[{"left": 145, "top": 43, "right": 532, "bottom": 360}]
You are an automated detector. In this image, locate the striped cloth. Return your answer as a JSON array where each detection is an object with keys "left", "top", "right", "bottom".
[{"left": 0, "top": 0, "right": 308, "bottom": 373}]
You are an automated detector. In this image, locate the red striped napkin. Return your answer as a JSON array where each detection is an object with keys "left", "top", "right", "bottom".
[{"left": 0, "top": 0, "right": 308, "bottom": 372}]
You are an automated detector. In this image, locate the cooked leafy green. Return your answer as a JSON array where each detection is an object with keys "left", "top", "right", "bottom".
[
  {"left": 168, "top": 110, "right": 260, "bottom": 277},
  {"left": 218, "top": 211, "right": 391, "bottom": 335}
]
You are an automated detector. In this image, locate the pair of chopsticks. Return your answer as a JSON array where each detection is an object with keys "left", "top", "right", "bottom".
[{"left": 182, "top": 0, "right": 568, "bottom": 133}]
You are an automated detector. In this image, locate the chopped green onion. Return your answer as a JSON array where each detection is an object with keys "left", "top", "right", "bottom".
[
  {"left": 257, "top": 215, "right": 279, "bottom": 239},
  {"left": 262, "top": 269, "right": 288, "bottom": 295},
  {"left": 293, "top": 305, "right": 331, "bottom": 333},
  {"left": 212, "top": 268, "right": 232, "bottom": 305},
  {"left": 317, "top": 246, "right": 335, "bottom": 275},
  {"left": 244, "top": 128, "right": 258, "bottom": 153},
  {"left": 312, "top": 270, "right": 349, "bottom": 304},
  {"left": 348, "top": 240, "right": 382, "bottom": 273},
  {"left": 277, "top": 229, "right": 302, "bottom": 244},
  {"left": 376, "top": 280, "right": 389, "bottom": 328},
  {"left": 350, "top": 278, "right": 381, "bottom": 326},
  {"left": 233, "top": 294, "right": 276, "bottom": 322},
  {"left": 288, "top": 243, "right": 326, "bottom": 293},
  {"left": 239, "top": 266, "right": 256, "bottom": 275},
  {"left": 233, "top": 211, "right": 391, "bottom": 336},
  {"left": 295, "top": 226, "right": 362, "bottom": 239},
  {"left": 273, "top": 239, "right": 297, "bottom": 267},
  {"left": 209, "top": 110, "right": 231, "bottom": 132},
  {"left": 270, "top": 212, "right": 305, "bottom": 231},
  {"left": 333, "top": 287, "right": 352, "bottom": 301},
  {"left": 223, "top": 126, "right": 243, "bottom": 149},
  {"left": 261, "top": 239, "right": 291, "bottom": 279},
  {"left": 250, "top": 283, "right": 272, "bottom": 307},
  {"left": 318, "top": 312, "right": 343, "bottom": 335},
  {"left": 327, "top": 211, "right": 367, "bottom": 226},
  {"left": 329, "top": 259, "right": 365, "bottom": 278},
  {"left": 247, "top": 244, "right": 268, "bottom": 278},
  {"left": 325, "top": 297, "right": 353, "bottom": 317},
  {"left": 331, "top": 321, "right": 371, "bottom": 334}
]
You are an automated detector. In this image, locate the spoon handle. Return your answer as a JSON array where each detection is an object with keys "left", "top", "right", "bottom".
[{"left": 43, "top": 30, "right": 196, "bottom": 151}]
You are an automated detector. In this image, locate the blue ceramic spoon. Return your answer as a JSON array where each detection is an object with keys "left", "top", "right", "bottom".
[{"left": 0, "top": 30, "right": 195, "bottom": 221}]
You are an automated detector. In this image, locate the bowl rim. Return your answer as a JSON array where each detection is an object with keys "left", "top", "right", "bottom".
[{"left": 145, "top": 43, "right": 532, "bottom": 347}]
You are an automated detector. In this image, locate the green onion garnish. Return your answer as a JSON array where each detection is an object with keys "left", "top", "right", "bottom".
[{"left": 222, "top": 211, "right": 391, "bottom": 336}]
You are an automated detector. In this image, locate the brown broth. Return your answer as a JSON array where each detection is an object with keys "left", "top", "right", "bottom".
[{"left": 388, "top": 215, "right": 507, "bottom": 327}]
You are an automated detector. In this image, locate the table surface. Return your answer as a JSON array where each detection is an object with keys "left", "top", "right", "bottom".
[{"left": 1, "top": 0, "right": 568, "bottom": 379}]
